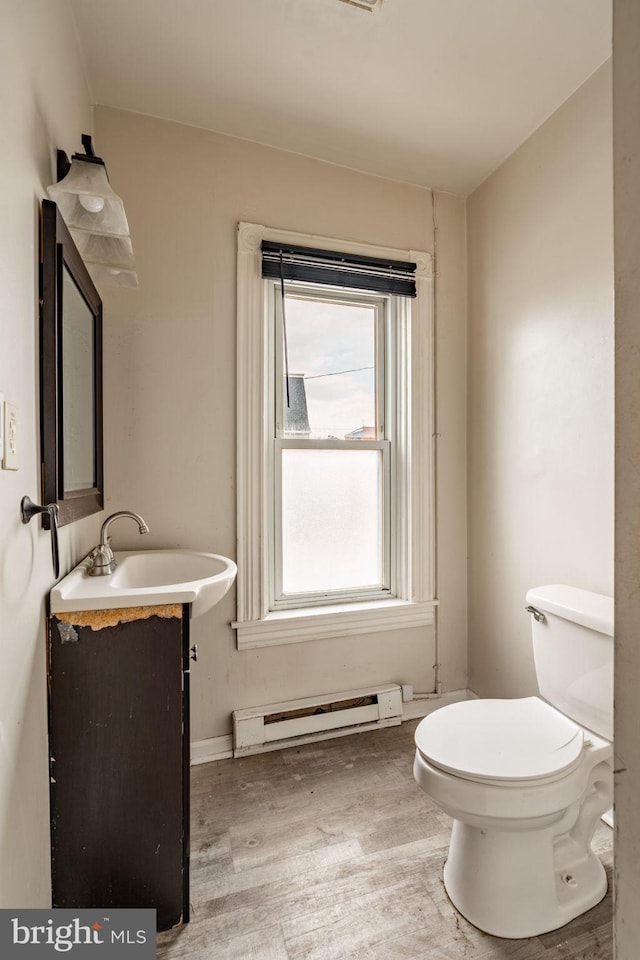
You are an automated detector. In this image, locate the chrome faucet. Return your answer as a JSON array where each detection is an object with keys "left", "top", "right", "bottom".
[{"left": 88, "top": 511, "right": 150, "bottom": 577}]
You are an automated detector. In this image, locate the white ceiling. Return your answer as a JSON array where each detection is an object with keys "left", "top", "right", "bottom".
[{"left": 69, "top": 0, "right": 611, "bottom": 196}]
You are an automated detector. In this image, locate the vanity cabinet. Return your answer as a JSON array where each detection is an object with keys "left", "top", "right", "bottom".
[{"left": 47, "top": 604, "right": 191, "bottom": 931}]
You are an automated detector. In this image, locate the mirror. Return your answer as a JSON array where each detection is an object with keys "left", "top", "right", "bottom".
[{"left": 40, "top": 199, "right": 103, "bottom": 526}]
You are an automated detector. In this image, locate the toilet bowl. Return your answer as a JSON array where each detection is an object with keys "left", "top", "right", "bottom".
[{"left": 413, "top": 585, "right": 613, "bottom": 939}]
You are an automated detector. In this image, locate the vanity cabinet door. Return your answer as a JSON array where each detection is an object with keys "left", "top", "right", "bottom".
[{"left": 47, "top": 608, "right": 190, "bottom": 931}]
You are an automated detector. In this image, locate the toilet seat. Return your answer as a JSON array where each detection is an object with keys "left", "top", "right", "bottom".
[{"left": 415, "top": 697, "right": 584, "bottom": 784}]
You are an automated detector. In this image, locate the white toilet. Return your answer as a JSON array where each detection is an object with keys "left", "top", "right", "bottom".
[{"left": 413, "top": 584, "right": 613, "bottom": 939}]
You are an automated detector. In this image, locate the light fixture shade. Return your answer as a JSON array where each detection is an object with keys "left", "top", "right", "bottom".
[
  {"left": 69, "top": 230, "right": 136, "bottom": 270},
  {"left": 83, "top": 262, "right": 139, "bottom": 289},
  {"left": 47, "top": 157, "right": 130, "bottom": 237},
  {"left": 48, "top": 143, "right": 139, "bottom": 288},
  {"left": 338, "top": 0, "right": 383, "bottom": 9},
  {"left": 69, "top": 229, "right": 139, "bottom": 289}
]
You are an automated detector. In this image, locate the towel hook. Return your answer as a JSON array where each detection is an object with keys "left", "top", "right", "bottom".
[{"left": 21, "top": 496, "right": 60, "bottom": 579}]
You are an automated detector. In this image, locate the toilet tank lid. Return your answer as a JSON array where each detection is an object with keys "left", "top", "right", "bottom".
[{"left": 526, "top": 585, "right": 613, "bottom": 637}]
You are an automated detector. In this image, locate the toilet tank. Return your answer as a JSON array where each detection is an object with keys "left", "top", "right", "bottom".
[{"left": 527, "top": 584, "right": 613, "bottom": 741}]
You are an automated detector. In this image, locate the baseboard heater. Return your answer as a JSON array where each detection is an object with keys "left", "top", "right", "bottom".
[{"left": 233, "top": 683, "right": 404, "bottom": 757}]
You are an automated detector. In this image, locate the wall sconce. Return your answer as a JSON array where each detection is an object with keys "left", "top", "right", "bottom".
[{"left": 47, "top": 134, "right": 138, "bottom": 289}]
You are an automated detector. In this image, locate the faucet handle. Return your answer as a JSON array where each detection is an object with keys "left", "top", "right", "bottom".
[{"left": 88, "top": 542, "right": 116, "bottom": 577}]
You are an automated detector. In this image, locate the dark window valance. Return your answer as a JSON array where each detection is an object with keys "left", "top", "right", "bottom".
[{"left": 261, "top": 240, "right": 417, "bottom": 298}]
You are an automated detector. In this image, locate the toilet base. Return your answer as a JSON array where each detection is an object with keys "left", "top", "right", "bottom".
[{"left": 443, "top": 817, "right": 608, "bottom": 939}]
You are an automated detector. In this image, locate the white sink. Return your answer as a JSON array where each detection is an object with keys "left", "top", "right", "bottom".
[{"left": 51, "top": 549, "right": 237, "bottom": 619}]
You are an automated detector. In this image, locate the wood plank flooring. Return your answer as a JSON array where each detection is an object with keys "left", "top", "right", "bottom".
[{"left": 158, "top": 719, "right": 613, "bottom": 960}]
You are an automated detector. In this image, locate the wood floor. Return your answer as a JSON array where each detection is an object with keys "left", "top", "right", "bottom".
[{"left": 158, "top": 719, "right": 613, "bottom": 960}]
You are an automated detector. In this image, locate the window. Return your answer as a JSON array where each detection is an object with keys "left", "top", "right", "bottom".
[
  {"left": 234, "top": 223, "right": 436, "bottom": 649},
  {"left": 271, "top": 285, "right": 390, "bottom": 606}
]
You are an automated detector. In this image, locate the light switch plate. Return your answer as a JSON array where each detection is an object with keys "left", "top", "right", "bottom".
[{"left": 3, "top": 400, "right": 19, "bottom": 470}]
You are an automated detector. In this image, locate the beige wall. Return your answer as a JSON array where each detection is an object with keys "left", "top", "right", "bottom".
[
  {"left": 1, "top": 2, "right": 630, "bottom": 926},
  {"left": 0, "top": 0, "right": 96, "bottom": 906},
  {"left": 613, "top": 2, "right": 640, "bottom": 955},
  {"left": 94, "top": 107, "right": 468, "bottom": 742},
  {"left": 466, "top": 63, "right": 614, "bottom": 700}
]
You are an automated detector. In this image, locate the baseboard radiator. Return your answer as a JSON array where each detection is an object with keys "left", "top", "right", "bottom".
[{"left": 233, "top": 683, "right": 404, "bottom": 757}]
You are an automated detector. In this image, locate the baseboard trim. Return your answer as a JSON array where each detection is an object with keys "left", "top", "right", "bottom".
[
  {"left": 191, "top": 734, "right": 233, "bottom": 765},
  {"left": 190, "top": 688, "right": 471, "bottom": 766},
  {"left": 401, "top": 688, "right": 472, "bottom": 720}
]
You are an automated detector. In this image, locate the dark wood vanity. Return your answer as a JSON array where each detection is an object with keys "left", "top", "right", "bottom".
[
  {"left": 41, "top": 200, "right": 196, "bottom": 932},
  {"left": 47, "top": 604, "right": 191, "bottom": 931}
]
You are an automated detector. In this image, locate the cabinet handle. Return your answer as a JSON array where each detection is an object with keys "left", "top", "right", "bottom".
[{"left": 190, "top": 644, "right": 198, "bottom": 662}]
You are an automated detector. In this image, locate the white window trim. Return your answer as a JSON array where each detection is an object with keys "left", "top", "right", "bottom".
[{"left": 233, "top": 221, "right": 436, "bottom": 650}]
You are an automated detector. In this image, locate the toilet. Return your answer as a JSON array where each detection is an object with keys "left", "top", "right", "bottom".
[{"left": 413, "top": 584, "right": 613, "bottom": 939}]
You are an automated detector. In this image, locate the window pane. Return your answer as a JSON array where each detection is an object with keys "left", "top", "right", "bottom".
[
  {"left": 281, "top": 296, "right": 379, "bottom": 440},
  {"left": 281, "top": 448, "right": 383, "bottom": 595}
]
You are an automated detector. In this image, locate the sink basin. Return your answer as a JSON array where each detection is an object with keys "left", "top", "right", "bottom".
[
  {"left": 111, "top": 551, "right": 231, "bottom": 590},
  {"left": 51, "top": 549, "right": 237, "bottom": 619}
]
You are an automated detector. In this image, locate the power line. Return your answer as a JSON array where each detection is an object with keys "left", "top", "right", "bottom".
[{"left": 304, "top": 365, "right": 374, "bottom": 380}]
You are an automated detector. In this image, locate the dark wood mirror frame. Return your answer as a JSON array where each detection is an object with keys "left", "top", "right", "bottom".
[{"left": 40, "top": 199, "right": 104, "bottom": 527}]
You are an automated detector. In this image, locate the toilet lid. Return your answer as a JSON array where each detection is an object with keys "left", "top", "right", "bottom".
[{"left": 415, "top": 697, "right": 584, "bottom": 783}]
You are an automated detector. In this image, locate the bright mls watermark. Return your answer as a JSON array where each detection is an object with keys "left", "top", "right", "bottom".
[{"left": 0, "top": 909, "right": 156, "bottom": 958}]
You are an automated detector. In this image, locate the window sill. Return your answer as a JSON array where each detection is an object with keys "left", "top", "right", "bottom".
[{"left": 232, "top": 598, "right": 438, "bottom": 650}]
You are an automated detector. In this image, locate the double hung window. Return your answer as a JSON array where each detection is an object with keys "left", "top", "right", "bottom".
[
  {"left": 271, "top": 284, "right": 390, "bottom": 606},
  {"left": 235, "top": 224, "right": 436, "bottom": 649}
]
